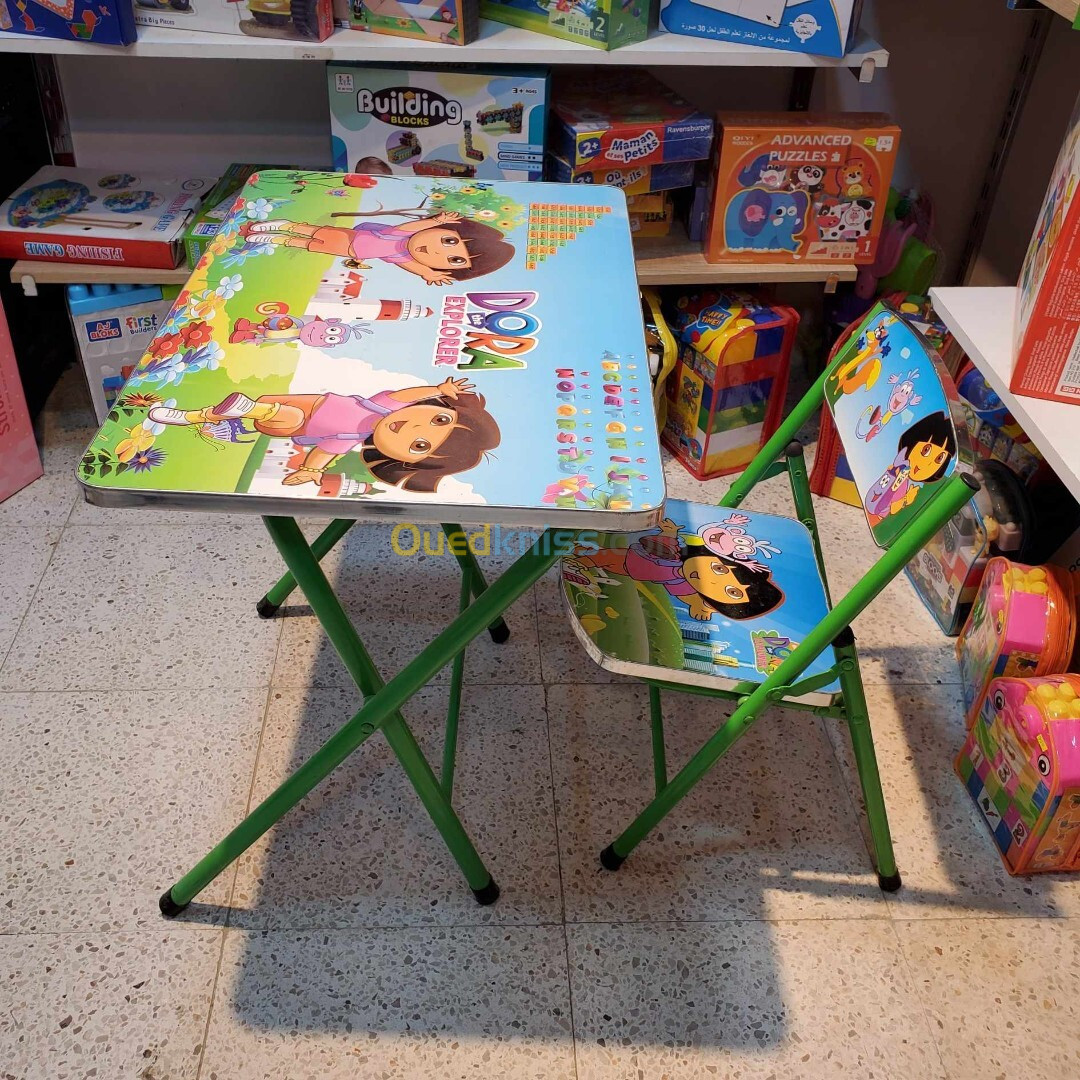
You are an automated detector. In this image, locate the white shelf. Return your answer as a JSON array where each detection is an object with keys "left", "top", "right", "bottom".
[
  {"left": 0, "top": 20, "right": 887, "bottom": 73},
  {"left": 931, "top": 285, "right": 1080, "bottom": 504}
]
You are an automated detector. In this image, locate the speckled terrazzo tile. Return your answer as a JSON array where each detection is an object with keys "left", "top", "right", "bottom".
[
  {"left": 548, "top": 683, "right": 886, "bottom": 922},
  {"left": 201, "top": 925, "right": 575, "bottom": 1079},
  {"left": 825, "top": 682, "right": 1080, "bottom": 919},
  {"left": 0, "top": 527, "right": 57, "bottom": 661},
  {"left": 0, "top": 522, "right": 282, "bottom": 690},
  {"left": 229, "top": 683, "right": 560, "bottom": 928},
  {"left": 274, "top": 525, "right": 543, "bottom": 688},
  {"left": 568, "top": 920, "right": 945, "bottom": 1080},
  {"left": 0, "top": 688, "right": 266, "bottom": 931},
  {"left": 0, "top": 928, "right": 220, "bottom": 1080},
  {"left": 897, "top": 918, "right": 1080, "bottom": 1078}
]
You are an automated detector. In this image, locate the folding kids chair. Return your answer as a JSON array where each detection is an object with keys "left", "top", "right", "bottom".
[{"left": 560, "top": 301, "right": 977, "bottom": 890}]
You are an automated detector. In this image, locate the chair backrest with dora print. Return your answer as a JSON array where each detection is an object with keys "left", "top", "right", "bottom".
[{"left": 823, "top": 301, "right": 970, "bottom": 549}]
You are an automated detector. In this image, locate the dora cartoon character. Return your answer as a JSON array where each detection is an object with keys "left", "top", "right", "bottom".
[
  {"left": 573, "top": 517, "right": 784, "bottom": 622},
  {"left": 863, "top": 411, "right": 956, "bottom": 521},
  {"left": 148, "top": 377, "right": 498, "bottom": 493},
  {"left": 239, "top": 210, "right": 513, "bottom": 287}
]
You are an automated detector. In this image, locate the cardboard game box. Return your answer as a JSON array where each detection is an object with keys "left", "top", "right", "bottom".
[
  {"left": 183, "top": 163, "right": 276, "bottom": 268},
  {"left": 704, "top": 112, "right": 900, "bottom": 265},
  {"left": 550, "top": 73, "right": 714, "bottom": 174},
  {"left": 134, "top": 0, "right": 332, "bottom": 39},
  {"left": 0, "top": 297, "right": 42, "bottom": 505},
  {"left": 328, "top": 65, "right": 549, "bottom": 182},
  {"left": 480, "top": 0, "right": 648, "bottom": 50},
  {"left": 545, "top": 154, "right": 696, "bottom": 195},
  {"left": 1, "top": 0, "right": 136, "bottom": 43},
  {"left": 1012, "top": 92, "right": 1080, "bottom": 406},
  {"left": 0, "top": 167, "right": 217, "bottom": 269},
  {"left": 658, "top": 0, "right": 863, "bottom": 59},
  {"left": 349, "top": 0, "right": 478, "bottom": 44}
]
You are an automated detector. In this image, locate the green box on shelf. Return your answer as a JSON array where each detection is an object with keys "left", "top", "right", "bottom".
[
  {"left": 479, "top": 0, "right": 649, "bottom": 50},
  {"left": 183, "top": 164, "right": 274, "bottom": 268}
]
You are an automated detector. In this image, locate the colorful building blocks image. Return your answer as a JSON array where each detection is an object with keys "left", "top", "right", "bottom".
[
  {"left": 462, "top": 121, "right": 485, "bottom": 163},
  {"left": 386, "top": 131, "right": 422, "bottom": 165},
  {"left": 476, "top": 101, "right": 524, "bottom": 134},
  {"left": 412, "top": 159, "right": 476, "bottom": 179}
]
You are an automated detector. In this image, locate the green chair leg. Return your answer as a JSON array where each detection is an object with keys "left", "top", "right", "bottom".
[
  {"left": 649, "top": 685, "right": 667, "bottom": 795},
  {"left": 257, "top": 517, "right": 354, "bottom": 618},
  {"left": 442, "top": 524, "right": 510, "bottom": 644},
  {"left": 833, "top": 630, "right": 901, "bottom": 892}
]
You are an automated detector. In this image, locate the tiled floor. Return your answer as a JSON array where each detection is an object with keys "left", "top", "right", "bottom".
[{"left": 4, "top": 368, "right": 1080, "bottom": 1080}]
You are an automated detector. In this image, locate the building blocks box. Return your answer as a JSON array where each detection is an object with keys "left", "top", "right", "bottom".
[
  {"left": 657, "top": 0, "right": 863, "bottom": 59},
  {"left": 134, "top": 0, "right": 332, "bottom": 39},
  {"left": 328, "top": 65, "right": 549, "bottom": 182},
  {"left": 704, "top": 112, "right": 900, "bottom": 265},
  {"left": 480, "top": 0, "right": 647, "bottom": 50},
  {"left": 1012, "top": 91, "right": 1080, "bottom": 406},
  {"left": 0, "top": 167, "right": 216, "bottom": 270},
  {"left": 349, "top": 0, "right": 478, "bottom": 45},
  {"left": 549, "top": 73, "right": 714, "bottom": 174}
]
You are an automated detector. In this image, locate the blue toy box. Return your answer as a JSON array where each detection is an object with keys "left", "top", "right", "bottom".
[
  {"left": 658, "top": 0, "right": 863, "bottom": 59},
  {"left": 1, "top": 0, "right": 136, "bottom": 42}
]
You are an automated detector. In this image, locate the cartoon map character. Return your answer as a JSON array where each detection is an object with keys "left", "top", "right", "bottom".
[
  {"left": 863, "top": 411, "right": 956, "bottom": 521},
  {"left": 228, "top": 299, "right": 433, "bottom": 348},
  {"left": 855, "top": 370, "right": 922, "bottom": 441},
  {"left": 697, "top": 512, "right": 781, "bottom": 573},
  {"left": 239, "top": 210, "right": 513, "bottom": 287},
  {"left": 148, "top": 377, "right": 498, "bottom": 493},
  {"left": 792, "top": 164, "right": 825, "bottom": 194},
  {"left": 573, "top": 517, "right": 784, "bottom": 622},
  {"left": 831, "top": 318, "right": 895, "bottom": 396}
]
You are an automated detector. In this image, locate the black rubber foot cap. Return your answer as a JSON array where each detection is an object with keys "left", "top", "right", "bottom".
[
  {"left": 487, "top": 620, "right": 511, "bottom": 644},
  {"left": 472, "top": 878, "right": 500, "bottom": 905},
  {"left": 159, "top": 889, "right": 189, "bottom": 917},
  {"left": 600, "top": 845, "right": 625, "bottom": 872},
  {"left": 878, "top": 871, "right": 902, "bottom": 893},
  {"left": 256, "top": 596, "right": 279, "bottom": 619}
]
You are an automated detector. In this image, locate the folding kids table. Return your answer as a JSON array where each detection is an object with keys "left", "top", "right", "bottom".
[{"left": 76, "top": 171, "right": 664, "bottom": 912}]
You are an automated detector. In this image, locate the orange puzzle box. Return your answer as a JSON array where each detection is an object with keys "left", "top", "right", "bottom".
[{"left": 703, "top": 112, "right": 900, "bottom": 266}]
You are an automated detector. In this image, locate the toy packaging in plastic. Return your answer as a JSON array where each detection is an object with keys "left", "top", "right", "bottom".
[
  {"left": 549, "top": 73, "right": 714, "bottom": 174},
  {"left": 957, "top": 558, "right": 1078, "bottom": 728},
  {"left": 906, "top": 460, "right": 1032, "bottom": 636},
  {"left": 957, "top": 674, "right": 1080, "bottom": 875},
  {"left": 704, "top": 112, "right": 900, "bottom": 265},
  {"left": 480, "top": 0, "right": 647, "bottom": 50},
  {"left": 661, "top": 291, "right": 797, "bottom": 479},
  {"left": 544, "top": 155, "right": 696, "bottom": 195},
  {"left": 0, "top": 298, "right": 42, "bottom": 505},
  {"left": 134, "top": 0, "right": 332, "bottom": 38},
  {"left": 76, "top": 170, "right": 665, "bottom": 518},
  {"left": 1012, "top": 90, "right": 1080, "bottom": 406},
  {"left": 629, "top": 194, "right": 675, "bottom": 238},
  {"left": 67, "top": 282, "right": 182, "bottom": 423},
  {"left": 184, "top": 164, "right": 278, "bottom": 269},
  {"left": 349, "top": 0, "right": 478, "bottom": 45},
  {"left": 0, "top": 168, "right": 216, "bottom": 269},
  {"left": 657, "top": 0, "right": 862, "bottom": 59},
  {"left": 328, "top": 65, "right": 549, "bottom": 182},
  {"left": 1, "top": 0, "right": 136, "bottom": 42}
]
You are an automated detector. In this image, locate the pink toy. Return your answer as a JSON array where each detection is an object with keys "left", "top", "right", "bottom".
[
  {"left": 956, "top": 557, "right": 1077, "bottom": 728},
  {"left": 0, "top": 297, "right": 42, "bottom": 504},
  {"left": 957, "top": 674, "right": 1080, "bottom": 874}
]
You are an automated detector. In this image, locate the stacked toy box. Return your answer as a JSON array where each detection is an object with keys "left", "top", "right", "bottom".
[
  {"left": 481, "top": 0, "right": 647, "bottom": 50},
  {"left": 546, "top": 73, "right": 714, "bottom": 239},
  {"left": 134, "top": 0, "right": 333, "bottom": 39},
  {"left": 328, "top": 65, "right": 549, "bottom": 182}
]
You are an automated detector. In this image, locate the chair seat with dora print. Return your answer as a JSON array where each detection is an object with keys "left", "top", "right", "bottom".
[{"left": 562, "top": 300, "right": 977, "bottom": 892}]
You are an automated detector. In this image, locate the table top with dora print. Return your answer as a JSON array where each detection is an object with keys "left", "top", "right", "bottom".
[{"left": 77, "top": 171, "right": 665, "bottom": 530}]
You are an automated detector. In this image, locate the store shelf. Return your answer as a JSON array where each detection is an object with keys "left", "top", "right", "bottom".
[
  {"left": 931, "top": 285, "right": 1080, "bottom": 504},
  {"left": 0, "top": 21, "right": 888, "bottom": 74},
  {"left": 12, "top": 245, "right": 857, "bottom": 295},
  {"left": 633, "top": 235, "right": 855, "bottom": 287}
]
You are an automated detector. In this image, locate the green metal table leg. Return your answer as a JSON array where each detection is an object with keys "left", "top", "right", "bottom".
[
  {"left": 160, "top": 522, "right": 567, "bottom": 917},
  {"left": 442, "top": 523, "right": 510, "bottom": 643},
  {"left": 834, "top": 630, "right": 900, "bottom": 891},
  {"left": 257, "top": 517, "right": 354, "bottom": 618},
  {"left": 649, "top": 685, "right": 667, "bottom": 795},
  {"left": 441, "top": 567, "right": 471, "bottom": 799}
]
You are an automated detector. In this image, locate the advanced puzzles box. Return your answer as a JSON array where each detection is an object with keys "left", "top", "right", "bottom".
[{"left": 328, "top": 65, "right": 549, "bottom": 182}]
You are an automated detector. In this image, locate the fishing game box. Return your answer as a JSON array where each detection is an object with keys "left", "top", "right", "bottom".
[{"left": 0, "top": 167, "right": 216, "bottom": 269}]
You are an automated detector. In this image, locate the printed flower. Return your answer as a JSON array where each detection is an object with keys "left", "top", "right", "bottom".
[
  {"left": 248, "top": 172, "right": 260, "bottom": 185},
  {"left": 475, "top": 209, "right": 497, "bottom": 220},
  {"left": 128, "top": 447, "right": 167, "bottom": 473},
  {"left": 222, "top": 241, "right": 275, "bottom": 268},
  {"left": 245, "top": 197, "right": 274, "bottom": 221},
  {"left": 142, "top": 398, "right": 177, "bottom": 436},
  {"left": 542, "top": 475, "right": 591, "bottom": 504},
  {"left": 115, "top": 423, "right": 155, "bottom": 463},
  {"left": 148, "top": 332, "right": 182, "bottom": 359},
  {"left": 500, "top": 204, "right": 515, "bottom": 212},
  {"left": 186, "top": 291, "right": 219, "bottom": 321},
  {"left": 208, "top": 234, "right": 231, "bottom": 257},
  {"left": 119, "top": 391, "right": 162, "bottom": 408},
  {"left": 497, "top": 220, "right": 514, "bottom": 230},
  {"left": 428, "top": 192, "right": 446, "bottom": 201},
  {"left": 459, "top": 186, "right": 477, "bottom": 194},
  {"left": 214, "top": 274, "right": 244, "bottom": 299},
  {"left": 179, "top": 320, "right": 213, "bottom": 348}
]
